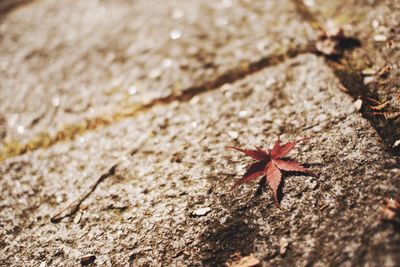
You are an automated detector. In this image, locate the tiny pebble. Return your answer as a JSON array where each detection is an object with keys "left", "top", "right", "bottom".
[
  {"left": 74, "top": 211, "right": 83, "bottom": 224},
  {"left": 361, "top": 68, "right": 376, "bottom": 76},
  {"left": 170, "top": 29, "right": 182, "bottom": 40},
  {"left": 51, "top": 96, "right": 60, "bottom": 107},
  {"left": 353, "top": 99, "right": 363, "bottom": 111},
  {"left": 228, "top": 130, "right": 239, "bottom": 139},
  {"left": 16, "top": 125, "right": 25, "bottom": 134},
  {"left": 279, "top": 237, "right": 290, "bottom": 256},
  {"left": 372, "top": 19, "right": 379, "bottom": 28},
  {"left": 363, "top": 76, "right": 374, "bottom": 85},
  {"left": 238, "top": 110, "right": 248, "bottom": 118},
  {"left": 128, "top": 86, "right": 137, "bottom": 95},
  {"left": 149, "top": 68, "right": 161, "bottom": 79},
  {"left": 394, "top": 140, "right": 400, "bottom": 148},
  {"left": 192, "top": 207, "right": 211, "bottom": 216},
  {"left": 374, "top": 34, "right": 387, "bottom": 42}
]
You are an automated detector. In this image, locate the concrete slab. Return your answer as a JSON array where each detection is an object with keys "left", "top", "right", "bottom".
[
  {"left": 0, "top": 0, "right": 315, "bottom": 145},
  {"left": 1, "top": 54, "right": 399, "bottom": 266}
]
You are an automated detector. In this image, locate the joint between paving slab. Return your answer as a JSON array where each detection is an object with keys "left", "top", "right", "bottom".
[
  {"left": 0, "top": 0, "right": 35, "bottom": 15},
  {"left": 292, "top": 0, "right": 399, "bottom": 155},
  {"left": 0, "top": 47, "right": 311, "bottom": 162}
]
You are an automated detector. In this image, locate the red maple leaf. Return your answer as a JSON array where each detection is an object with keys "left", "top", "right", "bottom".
[{"left": 228, "top": 136, "right": 317, "bottom": 206}]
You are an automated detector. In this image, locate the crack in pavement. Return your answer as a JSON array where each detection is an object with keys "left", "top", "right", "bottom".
[
  {"left": 0, "top": 47, "right": 311, "bottom": 163},
  {"left": 0, "top": 0, "right": 34, "bottom": 15}
]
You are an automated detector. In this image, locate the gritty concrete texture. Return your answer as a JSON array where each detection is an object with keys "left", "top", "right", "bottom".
[
  {"left": 1, "top": 54, "right": 399, "bottom": 266},
  {"left": 0, "top": 0, "right": 315, "bottom": 144},
  {"left": 302, "top": 0, "right": 400, "bottom": 148},
  {"left": 1, "top": 0, "right": 400, "bottom": 266}
]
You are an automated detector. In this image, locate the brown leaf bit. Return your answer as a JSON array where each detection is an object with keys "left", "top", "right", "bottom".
[
  {"left": 80, "top": 254, "right": 96, "bottom": 266},
  {"left": 315, "top": 27, "right": 345, "bottom": 56},
  {"left": 367, "top": 98, "right": 399, "bottom": 120},
  {"left": 377, "top": 65, "right": 391, "bottom": 78},
  {"left": 338, "top": 83, "right": 348, "bottom": 92},
  {"left": 370, "top": 100, "right": 389, "bottom": 111},
  {"left": 228, "top": 136, "right": 317, "bottom": 206},
  {"left": 367, "top": 97, "right": 382, "bottom": 105},
  {"left": 380, "top": 198, "right": 400, "bottom": 222},
  {"left": 225, "top": 253, "right": 261, "bottom": 267},
  {"left": 383, "top": 112, "right": 400, "bottom": 120},
  {"left": 373, "top": 111, "right": 400, "bottom": 120},
  {"left": 395, "top": 93, "right": 400, "bottom": 106}
]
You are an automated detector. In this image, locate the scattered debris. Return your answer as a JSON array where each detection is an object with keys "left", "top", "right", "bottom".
[
  {"left": 367, "top": 98, "right": 400, "bottom": 120},
  {"left": 353, "top": 99, "right": 363, "bottom": 111},
  {"left": 373, "top": 34, "right": 387, "bottom": 42},
  {"left": 228, "top": 130, "right": 239, "bottom": 139},
  {"left": 315, "top": 27, "right": 345, "bottom": 56},
  {"left": 279, "top": 237, "right": 290, "bottom": 256},
  {"left": 73, "top": 211, "right": 83, "bottom": 224},
  {"left": 80, "top": 254, "right": 96, "bottom": 266},
  {"left": 51, "top": 162, "right": 118, "bottom": 223},
  {"left": 50, "top": 134, "right": 149, "bottom": 223},
  {"left": 361, "top": 68, "right": 376, "bottom": 76},
  {"left": 338, "top": 83, "right": 348, "bottom": 92},
  {"left": 377, "top": 65, "right": 391, "bottom": 78},
  {"left": 370, "top": 100, "right": 389, "bottom": 111},
  {"left": 363, "top": 76, "right": 374, "bottom": 85},
  {"left": 372, "top": 111, "right": 400, "bottom": 120},
  {"left": 368, "top": 97, "right": 382, "bottom": 105},
  {"left": 172, "top": 249, "right": 189, "bottom": 258},
  {"left": 228, "top": 136, "right": 317, "bottom": 206},
  {"left": 380, "top": 198, "right": 400, "bottom": 222},
  {"left": 192, "top": 207, "right": 211, "bottom": 217},
  {"left": 225, "top": 253, "right": 261, "bottom": 267},
  {"left": 393, "top": 140, "right": 400, "bottom": 148},
  {"left": 371, "top": 19, "right": 380, "bottom": 29},
  {"left": 383, "top": 112, "right": 400, "bottom": 120}
]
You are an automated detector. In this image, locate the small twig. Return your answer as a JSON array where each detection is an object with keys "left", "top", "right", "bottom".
[
  {"left": 51, "top": 162, "right": 118, "bottom": 223},
  {"left": 50, "top": 133, "right": 150, "bottom": 223}
]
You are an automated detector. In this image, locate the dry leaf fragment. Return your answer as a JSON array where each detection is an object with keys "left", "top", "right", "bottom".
[
  {"left": 338, "top": 84, "right": 348, "bottom": 92},
  {"left": 80, "top": 255, "right": 96, "bottom": 266},
  {"left": 228, "top": 136, "right": 317, "bottom": 206},
  {"left": 225, "top": 253, "right": 261, "bottom": 267},
  {"left": 377, "top": 65, "right": 391, "bottom": 77},
  {"left": 316, "top": 39, "right": 339, "bottom": 56},
  {"left": 380, "top": 198, "right": 400, "bottom": 222},
  {"left": 367, "top": 97, "right": 382, "bottom": 105},
  {"left": 370, "top": 101, "right": 389, "bottom": 111},
  {"left": 315, "top": 27, "right": 346, "bottom": 56},
  {"left": 385, "top": 198, "right": 400, "bottom": 210},
  {"left": 383, "top": 112, "right": 400, "bottom": 120}
]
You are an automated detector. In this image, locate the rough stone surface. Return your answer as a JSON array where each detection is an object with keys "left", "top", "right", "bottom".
[
  {"left": 1, "top": 1, "right": 399, "bottom": 267},
  {"left": 0, "top": 0, "right": 314, "bottom": 143},
  {"left": 1, "top": 54, "right": 399, "bottom": 266}
]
